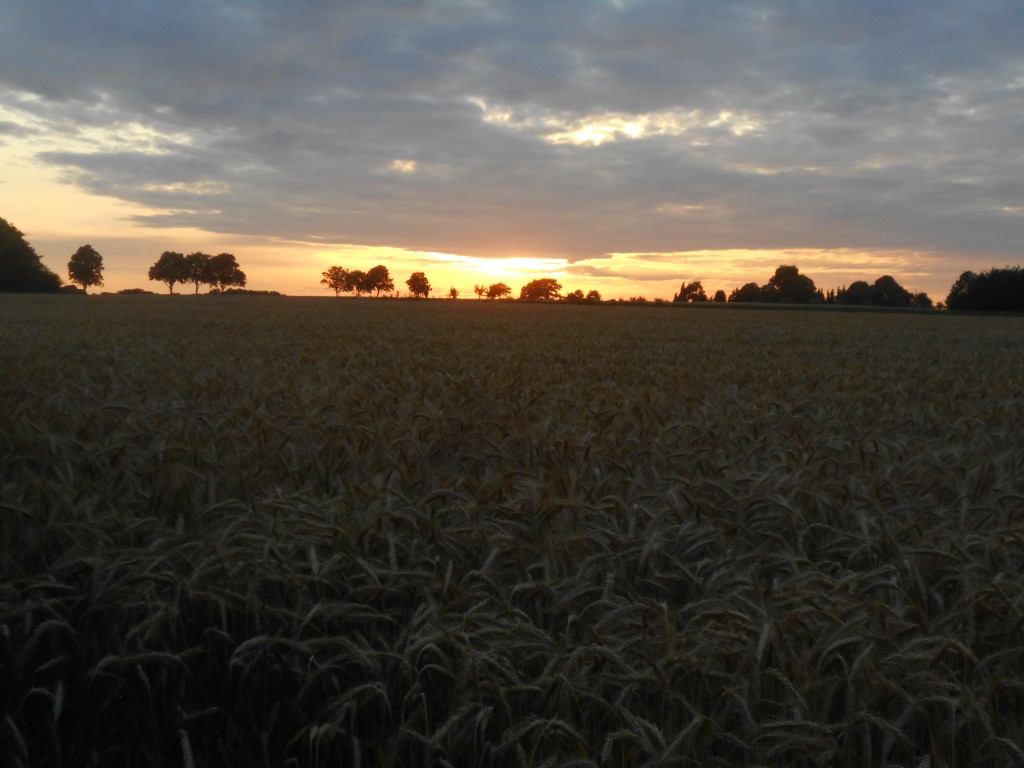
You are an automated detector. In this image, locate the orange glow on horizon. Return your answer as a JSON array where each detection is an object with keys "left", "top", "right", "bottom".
[{"left": 2, "top": 132, "right": 949, "bottom": 301}]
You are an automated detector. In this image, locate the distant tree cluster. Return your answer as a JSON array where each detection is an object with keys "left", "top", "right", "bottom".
[
  {"left": 148, "top": 251, "right": 246, "bottom": 294},
  {"left": 562, "top": 288, "right": 603, "bottom": 303},
  {"left": 946, "top": 267, "right": 1024, "bottom": 311},
  {"left": 519, "top": 278, "right": 562, "bottom": 301},
  {"left": 832, "top": 275, "right": 932, "bottom": 308},
  {"left": 723, "top": 265, "right": 933, "bottom": 308},
  {"left": 320, "top": 264, "right": 395, "bottom": 296},
  {"left": 727, "top": 265, "right": 821, "bottom": 304},
  {"left": 477, "top": 282, "right": 511, "bottom": 299},
  {"left": 674, "top": 281, "right": 708, "bottom": 303}
]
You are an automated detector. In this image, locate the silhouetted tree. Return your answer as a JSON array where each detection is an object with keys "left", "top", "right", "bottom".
[
  {"left": 184, "top": 252, "right": 212, "bottom": 294},
  {"left": 487, "top": 282, "right": 511, "bottom": 299},
  {"left": 519, "top": 278, "right": 561, "bottom": 300},
  {"left": 765, "top": 265, "right": 817, "bottom": 303},
  {"left": 208, "top": 253, "right": 246, "bottom": 292},
  {"left": 946, "top": 271, "right": 977, "bottom": 310},
  {"left": 406, "top": 271, "right": 431, "bottom": 298},
  {"left": 364, "top": 264, "right": 394, "bottom": 296},
  {"left": 912, "top": 292, "right": 933, "bottom": 309},
  {"left": 148, "top": 251, "right": 189, "bottom": 294},
  {"left": 871, "top": 275, "right": 913, "bottom": 307},
  {"left": 321, "top": 266, "right": 350, "bottom": 296},
  {"left": 840, "top": 280, "right": 872, "bottom": 305},
  {"left": 346, "top": 270, "right": 368, "bottom": 295},
  {"left": 836, "top": 276, "right": 928, "bottom": 308},
  {"left": 673, "top": 281, "right": 708, "bottom": 302},
  {"left": 585, "top": 289, "right": 602, "bottom": 303},
  {"left": 946, "top": 267, "right": 1024, "bottom": 311},
  {"left": 712, "top": 289, "right": 726, "bottom": 303},
  {"left": 67, "top": 244, "right": 104, "bottom": 292},
  {"left": 473, "top": 284, "right": 486, "bottom": 299},
  {"left": 563, "top": 289, "right": 586, "bottom": 302},
  {"left": 0, "top": 216, "right": 61, "bottom": 292},
  {"left": 728, "top": 282, "right": 761, "bottom": 302},
  {"left": 448, "top": 286, "right": 459, "bottom": 299}
]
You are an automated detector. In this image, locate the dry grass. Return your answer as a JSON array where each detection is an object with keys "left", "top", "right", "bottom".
[{"left": 1, "top": 295, "right": 1022, "bottom": 767}]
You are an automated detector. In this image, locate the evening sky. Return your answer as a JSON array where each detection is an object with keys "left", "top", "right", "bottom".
[{"left": 2, "top": 1, "right": 1022, "bottom": 298}]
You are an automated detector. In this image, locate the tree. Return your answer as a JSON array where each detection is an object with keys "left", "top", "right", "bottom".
[
  {"left": 585, "top": 289, "right": 602, "bottom": 303},
  {"left": 347, "top": 270, "right": 368, "bottom": 295},
  {"left": 946, "top": 271, "right": 976, "bottom": 310},
  {"left": 321, "top": 265, "right": 350, "bottom": 296},
  {"left": 912, "top": 292, "right": 933, "bottom": 309},
  {"left": 148, "top": 251, "right": 189, "bottom": 294},
  {"left": 487, "top": 282, "right": 511, "bottom": 300},
  {"left": 364, "top": 264, "right": 394, "bottom": 296},
  {"left": 67, "top": 244, "right": 104, "bottom": 292},
  {"left": 673, "top": 280, "right": 707, "bottom": 303},
  {"left": 473, "top": 284, "right": 487, "bottom": 299},
  {"left": 839, "top": 280, "right": 872, "bottom": 306},
  {"left": 207, "top": 253, "right": 246, "bottom": 292},
  {"left": 728, "top": 282, "right": 761, "bottom": 302},
  {"left": 563, "top": 288, "right": 586, "bottom": 303},
  {"left": 184, "top": 252, "right": 212, "bottom": 294},
  {"left": 519, "top": 278, "right": 561, "bottom": 301},
  {"left": 712, "top": 289, "right": 727, "bottom": 303},
  {"left": 871, "top": 275, "right": 913, "bottom": 307},
  {"left": 448, "top": 286, "right": 459, "bottom": 299},
  {"left": 406, "top": 271, "right": 431, "bottom": 298},
  {"left": 0, "top": 216, "right": 62, "bottom": 292},
  {"left": 766, "top": 265, "right": 817, "bottom": 303}
]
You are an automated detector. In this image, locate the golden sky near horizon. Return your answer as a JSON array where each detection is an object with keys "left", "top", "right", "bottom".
[{"left": 1, "top": 130, "right": 949, "bottom": 300}]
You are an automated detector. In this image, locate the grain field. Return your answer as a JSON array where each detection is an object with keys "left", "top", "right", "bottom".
[{"left": 2, "top": 295, "right": 1022, "bottom": 767}]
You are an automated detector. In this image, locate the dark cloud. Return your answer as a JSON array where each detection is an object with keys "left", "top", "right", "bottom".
[{"left": 2, "top": 0, "right": 1023, "bottom": 276}]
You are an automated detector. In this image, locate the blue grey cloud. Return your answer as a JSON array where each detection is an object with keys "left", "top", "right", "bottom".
[{"left": 2, "top": 0, "right": 1023, "bottom": 281}]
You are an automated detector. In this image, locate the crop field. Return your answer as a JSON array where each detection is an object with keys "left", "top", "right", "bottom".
[{"left": 2, "top": 295, "right": 1023, "bottom": 767}]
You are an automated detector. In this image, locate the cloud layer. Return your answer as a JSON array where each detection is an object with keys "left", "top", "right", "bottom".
[{"left": 2, "top": 0, "right": 1023, "bottom": 292}]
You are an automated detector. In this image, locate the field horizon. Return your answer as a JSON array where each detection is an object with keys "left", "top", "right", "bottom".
[{"left": 2, "top": 295, "right": 1022, "bottom": 766}]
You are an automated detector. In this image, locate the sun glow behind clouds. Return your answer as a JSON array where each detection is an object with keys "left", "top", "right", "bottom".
[
  {"left": 388, "top": 158, "right": 417, "bottom": 173},
  {"left": 470, "top": 98, "right": 763, "bottom": 146}
]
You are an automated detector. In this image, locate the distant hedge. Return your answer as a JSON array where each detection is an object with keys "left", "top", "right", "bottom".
[{"left": 946, "top": 267, "right": 1024, "bottom": 312}]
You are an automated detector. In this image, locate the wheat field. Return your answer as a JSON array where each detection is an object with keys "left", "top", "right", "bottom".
[{"left": 2, "top": 295, "right": 1023, "bottom": 767}]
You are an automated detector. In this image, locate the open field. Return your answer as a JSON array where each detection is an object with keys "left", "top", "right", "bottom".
[{"left": 2, "top": 295, "right": 1023, "bottom": 767}]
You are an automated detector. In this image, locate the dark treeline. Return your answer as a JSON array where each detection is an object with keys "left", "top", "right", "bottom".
[
  {"left": 0, "top": 216, "right": 254, "bottom": 296},
  {"left": 148, "top": 251, "right": 246, "bottom": 294},
  {"left": 946, "top": 267, "right": 1024, "bottom": 312},
  {"left": 682, "top": 265, "right": 936, "bottom": 309},
  {"left": 4, "top": 215, "right": 1024, "bottom": 310}
]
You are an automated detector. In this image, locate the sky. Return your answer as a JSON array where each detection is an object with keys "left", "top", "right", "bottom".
[{"left": 2, "top": 1, "right": 1023, "bottom": 300}]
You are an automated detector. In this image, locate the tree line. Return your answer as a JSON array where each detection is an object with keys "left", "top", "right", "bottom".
[
  {"left": 320, "top": 265, "right": 433, "bottom": 298},
  {"left": 319, "top": 268, "right": 604, "bottom": 303},
  {"left": 0, "top": 216, "right": 251, "bottom": 295},
  {"left": 3, "top": 215, "right": 1024, "bottom": 310},
  {"left": 675, "top": 265, "right": 936, "bottom": 309}
]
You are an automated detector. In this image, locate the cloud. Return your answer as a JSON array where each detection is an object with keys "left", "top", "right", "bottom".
[{"left": 1, "top": 0, "right": 1022, "bottom": 292}]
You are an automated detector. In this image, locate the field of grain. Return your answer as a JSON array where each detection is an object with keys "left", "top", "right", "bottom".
[{"left": 2, "top": 295, "right": 1022, "bottom": 767}]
